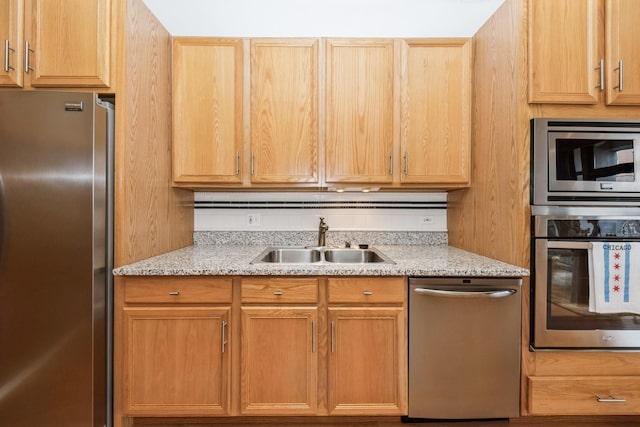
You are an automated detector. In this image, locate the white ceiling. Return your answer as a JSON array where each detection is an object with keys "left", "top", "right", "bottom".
[{"left": 143, "top": 0, "right": 506, "bottom": 37}]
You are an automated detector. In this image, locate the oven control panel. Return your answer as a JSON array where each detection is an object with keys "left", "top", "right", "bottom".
[{"left": 546, "top": 219, "right": 640, "bottom": 239}]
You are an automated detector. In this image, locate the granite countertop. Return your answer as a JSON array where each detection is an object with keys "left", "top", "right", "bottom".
[{"left": 113, "top": 245, "right": 529, "bottom": 277}]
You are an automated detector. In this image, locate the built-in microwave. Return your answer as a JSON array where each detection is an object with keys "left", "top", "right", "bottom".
[{"left": 532, "top": 118, "right": 640, "bottom": 205}]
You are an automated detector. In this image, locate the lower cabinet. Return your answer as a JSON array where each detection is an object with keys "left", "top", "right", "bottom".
[
  {"left": 327, "top": 277, "right": 407, "bottom": 415},
  {"left": 528, "top": 376, "right": 640, "bottom": 415},
  {"left": 120, "top": 277, "right": 233, "bottom": 416},
  {"left": 123, "top": 307, "right": 231, "bottom": 415},
  {"left": 240, "top": 277, "right": 319, "bottom": 414},
  {"left": 241, "top": 306, "right": 318, "bottom": 414},
  {"left": 117, "top": 275, "right": 407, "bottom": 421},
  {"left": 328, "top": 307, "right": 405, "bottom": 414}
]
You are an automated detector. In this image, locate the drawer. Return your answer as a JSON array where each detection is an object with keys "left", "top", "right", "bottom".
[
  {"left": 528, "top": 376, "right": 640, "bottom": 415},
  {"left": 241, "top": 278, "right": 318, "bottom": 303},
  {"left": 124, "top": 277, "right": 233, "bottom": 304},
  {"left": 328, "top": 277, "right": 405, "bottom": 304}
]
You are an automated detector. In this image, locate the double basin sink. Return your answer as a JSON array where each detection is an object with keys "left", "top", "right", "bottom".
[{"left": 251, "top": 246, "right": 394, "bottom": 264}]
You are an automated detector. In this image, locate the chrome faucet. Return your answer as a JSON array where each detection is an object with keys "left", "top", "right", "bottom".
[{"left": 318, "top": 217, "right": 329, "bottom": 247}]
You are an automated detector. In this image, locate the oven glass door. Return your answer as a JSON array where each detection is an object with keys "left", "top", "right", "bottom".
[
  {"left": 549, "top": 132, "right": 640, "bottom": 193},
  {"left": 535, "top": 239, "right": 640, "bottom": 349}
]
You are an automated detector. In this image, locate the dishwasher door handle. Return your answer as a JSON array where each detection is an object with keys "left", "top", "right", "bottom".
[{"left": 413, "top": 288, "right": 517, "bottom": 299}]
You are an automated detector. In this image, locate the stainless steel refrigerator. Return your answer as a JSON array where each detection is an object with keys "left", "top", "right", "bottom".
[{"left": 0, "top": 91, "right": 114, "bottom": 427}]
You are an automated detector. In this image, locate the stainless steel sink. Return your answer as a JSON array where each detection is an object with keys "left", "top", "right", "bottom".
[
  {"left": 255, "top": 247, "right": 321, "bottom": 263},
  {"left": 323, "top": 248, "right": 389, "bottom": 263},
  {"left": 250, "top": 246, "right": 394, "bottom": 264}
]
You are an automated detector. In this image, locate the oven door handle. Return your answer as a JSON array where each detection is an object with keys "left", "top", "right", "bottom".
[
  {"left": 544, "top": 240, "right": 593, "bottom": 250},
  {"left": 413, "top": 288, "right": 516, "bottom": 299}
]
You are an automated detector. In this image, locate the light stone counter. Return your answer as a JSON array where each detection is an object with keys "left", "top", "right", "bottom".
[{"left": 113, "top": 244, "right": 529, "bottom": 277}]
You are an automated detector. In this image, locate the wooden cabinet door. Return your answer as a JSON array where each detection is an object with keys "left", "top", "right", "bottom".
[
  {"left": 0, "top": 0, "right": 23, "bottom": 87},
  {"left": 325, "top": 39, "right": 394, "bottom": 184},
  {"left": 400, "top": 39, "right": 471, "bottom": 185},
  {"left": 240, "top": 306, "right": 318, "bottom": 414},
  {"left": 172, "top": 38, "right": 244, "bottom": 185},
  {"left": 328, "top": 307, "right": 406, "bottom": 415},
  {"left": 250, "top": 39, "right": 319, "bottom": 184},
  {"left": 528, "top": 0, "right": 602, "bottom": 104},
  {"left": 123, "top": 307, "right": 231, "bottom": 416},
  {"left": 606, "top": 0, "right": 640, "bottom": 105},
  {"left": 24, "top": 0, "right": 111, "bottom": 87}
]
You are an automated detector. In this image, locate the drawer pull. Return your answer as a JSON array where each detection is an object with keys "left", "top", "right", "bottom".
[
  {"left": 273, "top": 290, "right": 283, "bottom": 296},
  {"left": 363, "top": 290, "right": 373, "bottom": 296},
  {"left": 596, "top": 395, "right": 626, "bottom": 403},
  {"left": 168, "top": 290, "right": 180, "bottom": 296}
]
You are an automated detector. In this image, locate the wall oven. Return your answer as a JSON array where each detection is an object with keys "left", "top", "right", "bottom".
[
  {"left": 532, "top": 206, "right": 640, "bottom": 349},
  {"left": 532, "top": 118, "right": 640, "bottom": 206}
]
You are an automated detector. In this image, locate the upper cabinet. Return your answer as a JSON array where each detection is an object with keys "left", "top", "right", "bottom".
[
  {"left": 170, "top": 37, "right": 472, "bottom": 190},
  {"left": 250, "top": 39, "right": 319, "bottom": 184},
  {"left": 606, "top": 0, "right": 640, "bottom": 105},
  {"left": 400, "top": 39, "right": 471, "bottom": 185},
  {"left": 1, "top": 0, "right": 113, "bottom": 89},
  {"left": 325, "top": 39, "right": 395, "bottom": 184},
  {"left": 172, "top": 38, "right": 244, "bottom": 185},
  {"left": 529, "top": 0, "right": 640, "bottom": 105},
  {"left": 0, "top": 0, "right": 23, "bottom": 86}
]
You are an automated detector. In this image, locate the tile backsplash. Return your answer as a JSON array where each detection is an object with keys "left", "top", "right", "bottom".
[{"left": 193, "top": 191, "right": 448, "bottom": 245}]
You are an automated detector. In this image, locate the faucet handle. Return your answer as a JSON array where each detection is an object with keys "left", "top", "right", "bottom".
[{"left": 319, "top": 217, "right": 328, "bottom": 230}]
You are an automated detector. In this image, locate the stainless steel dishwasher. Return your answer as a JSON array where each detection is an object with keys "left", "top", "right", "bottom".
[{"left": 407, "top": 277, "right": 522, "bottom": 420}]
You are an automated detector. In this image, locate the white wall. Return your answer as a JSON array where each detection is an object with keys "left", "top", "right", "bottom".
[{"left": 143, "top": 0, "right": 505, "bottom": 37}]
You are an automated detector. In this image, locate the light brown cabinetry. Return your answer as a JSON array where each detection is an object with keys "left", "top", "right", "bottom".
[
  {"left": 121, "top": 277, "right": 232, "bottom": 416},
  {"left": 172, "top": 38, "right": 244, "bottom": 185},
  {"left": 528, "top": 376, "right": 640, "bottom": 415},
  {"left": 0, "top": 0, "right": 23, "bottom": 86},
  {"left": 327, "top": 277, "right": 407, "bottom": 415},
  {"left": 117, "top": 275, "right": 407, "bottom": 420},
  {"left": 400, "top": 39, "right": 471, "bottom": 185},
  {"left": 325, "top": 39, "right": 395, "bottom": 184},
  {"left": 240, "top": 278, "right": 319, "bottom": 414},
  {"left": 1, "top": 0, "right": 112, "bottom": 88},
  {"left": 250, "top": 39, "right": 319, "bottom": 184},
  {"left": 605, "top": 0, "right": 640, "bottom": 105},
  {"left": 171, "top": 36, "right": 471, "bottom": 189},
  {"left": 529, "top": 0, "right": 640, "bottom": 105}
]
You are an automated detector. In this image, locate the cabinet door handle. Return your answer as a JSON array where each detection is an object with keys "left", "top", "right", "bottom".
[
  {"left": 221, "top": 320, "right": 227, "bottom": 353},
  {"left": 596, "top": 395, "right": 626, "bottom": 403},
  {"left": 389, "top": 154, "right": 393, "bottom": 175},
  {"left": 4, "top": 40, "right": 15, "bottom": 72},
  {"left": 168, "top": 290, "right": 180, "bottom": 296},
  {"left": 311, "top": 320, "right": 316, "bottom": 353},
  {"left": 24, "top": 41, "right": 34, "bottom": 73},
  {"left": 235, "top": 152, "right": 240, "bottom": 175},
  {"left": 596, "top": 58, "right": 604, "bottom": 90},
  {"left": 615, "top": 60, "right": 624, "bottom": 92},
  {"left": 403, "top": 152, "right": 409, "bottom": 175},
  {"left": 330, "top": 320, "right": 335, "bottom": 353},
  {"left": 250, "top": 152, "right": 255, "bottom": 175}
]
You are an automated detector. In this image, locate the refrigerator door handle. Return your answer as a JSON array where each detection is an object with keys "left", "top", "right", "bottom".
[{"left": 413, "top": 288, "right": 517, "bottom": 299}]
